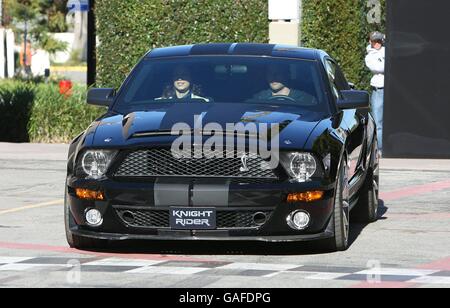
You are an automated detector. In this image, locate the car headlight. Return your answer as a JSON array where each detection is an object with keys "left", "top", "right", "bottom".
[
  {"left": 280, "top": 152, "right": 318, "bottom": 182},
  {"left": 79, "top": 150, "right": 117, "bottom": 179}
]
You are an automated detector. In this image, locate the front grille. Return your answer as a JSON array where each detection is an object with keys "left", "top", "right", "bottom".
[
  {"left": 115, "top": 208, "right": 273, "bottom": 229},
  {"left": 113, "top": 148, "right": 277, "bottom": 179},
  {"left": 216, "top": 210, "right": 273, "bottom": 229},
  {"left": 116, "top": 209, "right": 170, "bottom": 228}
]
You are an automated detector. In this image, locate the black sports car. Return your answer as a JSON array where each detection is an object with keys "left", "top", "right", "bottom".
[{"left": 65, "top": 43, "right": 379, "bottom": 251}]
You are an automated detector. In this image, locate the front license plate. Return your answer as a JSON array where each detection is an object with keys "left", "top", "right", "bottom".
[{"left": 170, "top": 207, "right": 216, "bottom": 230}]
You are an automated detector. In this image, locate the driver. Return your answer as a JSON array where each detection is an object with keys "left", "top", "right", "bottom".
[
  {"left": 253, "top": 65, "right": 316, "bottom": 104},
  {"left": 157, "top": 66, "right": 210, "bottom": 102}
]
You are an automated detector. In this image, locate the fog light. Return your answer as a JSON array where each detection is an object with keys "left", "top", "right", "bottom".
[
  {"left": 287, "top": 211, "right": 310, "bottom": 230},
  {"left": 85, "top": 209, "right": 103, "bottom": 226},
  {"left": 287, "top": 191, "right": 324, "bottom": 203},
  {"left": 76, "top": 188, "right": 104, "bottom": 201}
]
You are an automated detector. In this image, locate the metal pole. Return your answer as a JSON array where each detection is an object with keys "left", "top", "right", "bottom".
[{"left": 87, "top": 0, "right": 96, "bottom": 86}]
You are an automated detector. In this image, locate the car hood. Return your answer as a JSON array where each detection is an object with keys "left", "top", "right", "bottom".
[{"left": 89, "top": 102, "right": 326, "bottom": 148}]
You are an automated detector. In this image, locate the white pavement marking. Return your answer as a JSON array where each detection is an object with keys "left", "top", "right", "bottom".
[
  {"left": 0, "top": 264, "right": 39, "bottom": 271},
  {"left": 263, "top": 272, "right": 283, "bottom": 278},
  {"left": 218, "top": 262, "right": 300, "bottom": 271},
  {"left": 1, "top": 255, "right": 450, "bottom": 287},
  {"left": 409, "top": 276, "right": 450, "bottom": 285},
  {"left": 83, "top": 258, "right": 166, "bottom": 267},
  {"left": 126, "top": 266, "right": 210, "bottom": 275},
  {"left": 0, "top": 199, "right": 63, "bottom": 216},
  {"left": 0, "top": 257, "right": 34, "bottom": 263},
  {"left": 0, "top": 263, "right": 65, "bottom": 271},
  {"left": 356, "top": 268, "right": 439, "bottom": 276}
]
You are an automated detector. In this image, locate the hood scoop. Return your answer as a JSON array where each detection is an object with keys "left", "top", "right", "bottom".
[
  {"left": 130, "top": 129, "right": 259, "bottom": 139},
  {"left": 131, "top": 130, "right": 174, "bottom": 138},
  {"left": 130, "top": 121, "right": 291, "bottom": 140}
]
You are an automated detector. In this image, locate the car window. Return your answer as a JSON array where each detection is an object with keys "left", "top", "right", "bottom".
[
  {"left": 325, "top": 59, "right": 341, "bottom": 100},
  {"left": 114, "top": 56, "right": 330, "bottom": 115},
  {"left": 334, "top": 64, "right": 350, "bottom": 91}
]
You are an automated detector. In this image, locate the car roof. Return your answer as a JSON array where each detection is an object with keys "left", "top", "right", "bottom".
[{"left": 146, "top": 43, "right": 326, "bottom": 61}]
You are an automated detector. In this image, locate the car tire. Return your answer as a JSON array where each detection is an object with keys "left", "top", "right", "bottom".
[
  {"left": 326, "top": 156, "right": 350, "bottom": 252},
  {"left": 353, "top": 143, "right": 380, "bottom": 223},
  {"left": 64, "top": 186, "right": 107, "bottom": 250}
]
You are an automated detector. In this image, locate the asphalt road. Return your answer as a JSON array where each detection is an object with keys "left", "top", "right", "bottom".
[{"left": 0, "top": 142, "right": 449, "bottom": 288}]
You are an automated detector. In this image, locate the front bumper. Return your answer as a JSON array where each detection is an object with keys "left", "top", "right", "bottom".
[
  {"left": 67, "top": 176, "right": 336, "bottom": 242},
  {"left": 71, "top": 228, "right": 334, "bottom": 242}
]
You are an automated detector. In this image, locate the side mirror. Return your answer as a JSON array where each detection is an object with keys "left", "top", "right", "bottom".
[
  {"left": 87, "top": 88, "right": 115, "bottom": 107},
  {"left": 337, "top": 90, "right": 370, "bottom": 110}
]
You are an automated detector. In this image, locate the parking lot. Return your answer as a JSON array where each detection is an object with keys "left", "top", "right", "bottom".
[{"left": 0, "top": 142, "right": 449, "bottom": 288}]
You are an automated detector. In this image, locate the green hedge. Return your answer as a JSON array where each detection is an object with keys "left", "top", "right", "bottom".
[
  {"left": 96, "top": 0, "right": 385, "bottom": 90},
  {"left": 302, "top": 0, "right": 386, "bottom": 90},
  {"left": 0, "top": 81, "right": 103, "bottom": 143},
  {"left": 95, "top": 0, "right": 269, "bottom": 88},
  {"left": 0, "top": 82, "right": 35, "bottom": 142}
]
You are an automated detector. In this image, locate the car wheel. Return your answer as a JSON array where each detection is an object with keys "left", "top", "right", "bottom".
[
  {"left": 353, "top": 143, "right": 380, "bottom": 223},
  {"left": 327, "top": 157, "right": 350, "bottom": 252},
  {"left": 64, "top": 186, "right": 107, "bottom": 250}
]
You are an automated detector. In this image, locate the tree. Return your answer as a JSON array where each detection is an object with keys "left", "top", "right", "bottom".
[{"left": 6, "top": 0, "right": 68, "bottom": 55}]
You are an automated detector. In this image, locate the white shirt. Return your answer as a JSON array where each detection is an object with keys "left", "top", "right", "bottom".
[{"left": 365, "top": 45, "right": 385, "bottom": 88}]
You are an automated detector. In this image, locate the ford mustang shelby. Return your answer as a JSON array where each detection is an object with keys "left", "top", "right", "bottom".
[{"left": 65, "top": 43, "right": 379, "bottom": 251}]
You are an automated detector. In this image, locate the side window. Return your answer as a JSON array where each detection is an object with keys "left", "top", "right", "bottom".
[
  {"left": 334, "top": 65, "right": 350, "bottom": 90},
  {"left": 325, "top": 60, "right": 340, "bottom": 100}
]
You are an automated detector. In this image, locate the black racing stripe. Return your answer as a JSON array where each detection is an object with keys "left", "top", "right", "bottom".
[
  {"left": 154, "top": 178, "right": 190, "bottom": 206},
  {"left": 232, "top": 43, "right": 276, "bottom": 56},
  {"left": 188, "top": 180, "right": 194, "bottom": 207},
  {"left": 147, "top": 45, "right": 193, "bottom": 58},
  {"left": 192, "top": 179, "right": 230, "bottom": 207},
  {"left": 190, "top": 43, "right": 234, "bottom": 55}
]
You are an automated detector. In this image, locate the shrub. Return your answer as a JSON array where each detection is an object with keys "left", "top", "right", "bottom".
[
  {"left": 28, "top": 84, "right": 103, "bottom": 143},
  {"left": 95, "top": 0, "right": 385, "bottom": 90},
  {"left": 95, "top": 0, "right": 269, "bottom": 88},
  {"left": 0, "top": 81, "right": 103, "bottom": 143},
  {"left": 0, "top": 81, "right": 35, "bottom": 142}
]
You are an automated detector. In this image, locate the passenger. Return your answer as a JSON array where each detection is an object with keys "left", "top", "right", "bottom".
[
  {"left": 253, "top": 65, "right": 316, "bottom": 105},
  {"left": 157, "top": 66, "right": 209, "bottom": 102}
]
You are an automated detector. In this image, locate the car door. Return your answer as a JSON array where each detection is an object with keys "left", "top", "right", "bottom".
[{"left": 324, "top": 58, "right": 367, "bottom": 193}]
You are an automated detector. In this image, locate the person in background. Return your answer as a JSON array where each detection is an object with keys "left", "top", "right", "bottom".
[{"left": 365, "top": 31, "right": 385, "bottom": 155}]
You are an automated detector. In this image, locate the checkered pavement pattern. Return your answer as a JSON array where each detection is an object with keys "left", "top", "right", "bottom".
[{"left": 0, "top": 256, "right": 449, "bottom": 285}]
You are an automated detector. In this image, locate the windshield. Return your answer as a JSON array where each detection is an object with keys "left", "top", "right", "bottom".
[{"left": 113, "top": 56, "right": 329, "bottom": 114}]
